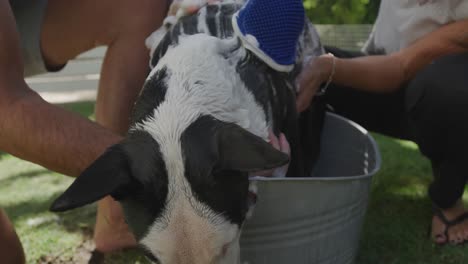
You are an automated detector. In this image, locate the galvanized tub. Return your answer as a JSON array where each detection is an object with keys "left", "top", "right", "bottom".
[{"left": 240, "top": 112, "right": 381, "bottom": 264}]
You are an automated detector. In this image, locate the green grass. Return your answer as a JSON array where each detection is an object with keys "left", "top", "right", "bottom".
[
  {"left": 1, "top": 102, "right": 467, "bottom": 263},
  {"left": 356, "top": 135, "right": 468, "bottom": 264}
]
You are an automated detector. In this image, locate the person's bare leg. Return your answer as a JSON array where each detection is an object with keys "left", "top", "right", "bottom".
[
  {"left": 0, "top": 0, "right": 122, "bottom": 177},
  {"left": 0, "top": 209, "right": 25, "bottom": 264},
  {"left": 41, "top": 0, "right": 167, "bottom": 252}
]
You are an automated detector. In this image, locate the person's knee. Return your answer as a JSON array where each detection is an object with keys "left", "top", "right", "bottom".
[{"left": 406, "top": 53, "right": 468, "bottom": 116}]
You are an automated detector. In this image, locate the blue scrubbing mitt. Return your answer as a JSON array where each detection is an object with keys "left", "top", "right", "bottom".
[{"left": 232, "top": 0, "right": 305, "bottom": 72}]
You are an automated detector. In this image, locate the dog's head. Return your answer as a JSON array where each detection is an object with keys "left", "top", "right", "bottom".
[{"left": 50, "top": 34, "right": 288, "bottom": 263}]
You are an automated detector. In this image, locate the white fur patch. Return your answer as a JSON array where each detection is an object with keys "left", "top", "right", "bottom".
[{"left": 141, "top": 198, "right": 239, "bottom": 263}]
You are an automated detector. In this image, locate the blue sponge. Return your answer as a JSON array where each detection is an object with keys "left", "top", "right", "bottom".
[{"left": 232, "top": 0, "right": 305, "bottom": 72}]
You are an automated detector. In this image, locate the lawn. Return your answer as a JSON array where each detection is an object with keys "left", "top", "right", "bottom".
[{"left": 1, "top": 101, "right": 467, "bottom": 264}]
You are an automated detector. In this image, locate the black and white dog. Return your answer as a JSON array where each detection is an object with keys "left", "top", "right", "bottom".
[{"left": 51, "top": 1, "right": 325, "bottom": 263}]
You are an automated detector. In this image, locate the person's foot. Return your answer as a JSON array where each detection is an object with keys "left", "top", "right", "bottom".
[
  {"left": 431, "top": 200, "right": 468, "bottom": 245},
  {"left": 93, "top": 196, "right": 137, "bottom": 253}
]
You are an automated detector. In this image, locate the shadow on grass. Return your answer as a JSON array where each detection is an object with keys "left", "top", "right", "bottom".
[
  {"left": 4, "top": 190, "right": 96, "bottom": 235},
  {"left": 5, "top": 195, "right": 150, "bottom": 263},
  {"left": 357, "top": 134, "right": 468, "bottom": 264},
  {"left": 0, "top": 169, "right": 49, "bottom": 186}
]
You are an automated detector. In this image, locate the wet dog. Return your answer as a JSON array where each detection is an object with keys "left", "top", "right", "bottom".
[{"left": 51, "top": 1, "right": 325, "bottom": 263}]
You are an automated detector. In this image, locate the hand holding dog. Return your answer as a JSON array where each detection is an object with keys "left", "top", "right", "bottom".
[{"left": 296, "top": 53, "right": 335, "bottom": 112}]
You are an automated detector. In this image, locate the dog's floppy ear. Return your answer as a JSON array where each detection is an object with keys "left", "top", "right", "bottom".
[
  {"left": 50, "top": 144, "right": 134, "bottom": 212},
  {"left": 183, "top": 116, "right": 289, "bottom": 174},
  {"left": 50, "top": 131, "right": 160, "bottom": 212},
  {"left": 216, "top": 123, "right": 289, "bottom": 172}
]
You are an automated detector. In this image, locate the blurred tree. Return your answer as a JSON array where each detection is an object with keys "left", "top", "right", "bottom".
[{"left": 304, "top": 0, "right": 381, "bottom": 24}]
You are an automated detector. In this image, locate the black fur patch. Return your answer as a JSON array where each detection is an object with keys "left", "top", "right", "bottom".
[
  {"left": 131, "top": 67, "right": 169, "bottom": 125},
  {"left": 178, "top": 12, "right": 200, "bottom": 35},
  {"left": 150, "top": 25, "right": 182, "bottom": 68},
  {"left": 236, "top": 53, "right": 276, "bottom": 126},
  {"left": 50, "top": 131, "right": 169, "bottom": 241},
  {"left": 181, "top": 116, "right": 250, "bottom": 225},
  {"left": 205, "top": 5, "right": 220, "bottom": 36},
  {"left": 219, "top": 4, "right": 237, "bottom": 37},
  {"left": 119, "top": 130, "right": 169, "bottom": 240},
  {"left": 235, "top": 52, "right": 310, "bottom": 177}
]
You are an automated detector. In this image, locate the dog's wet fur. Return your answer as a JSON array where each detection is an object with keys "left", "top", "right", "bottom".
[{"left": 51, "top": 1, "right": 325, "bottom": 263}]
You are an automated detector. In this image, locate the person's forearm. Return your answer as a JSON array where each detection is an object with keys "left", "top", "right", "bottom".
[
  {"left": 0, "top": 86, "right": 122, "bottom": 177},
  {"left": 331, "top": 54, "right": 405, "bottom": 93},
  {"left": 296, "top": 53, "right": 404, "bottom": 111}
]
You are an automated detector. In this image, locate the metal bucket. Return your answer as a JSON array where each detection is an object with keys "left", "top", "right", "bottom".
[{"left": 240, "top": 112, "right": 381, "bottom": 264}]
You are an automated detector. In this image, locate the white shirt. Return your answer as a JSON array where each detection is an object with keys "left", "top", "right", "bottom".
[{"left": 363, "top": 0, "right": 468, "bottom": 54}]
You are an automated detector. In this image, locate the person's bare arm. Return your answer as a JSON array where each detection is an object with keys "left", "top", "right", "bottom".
[
  {"left": 0, "top": 0, "right": 122, "bottom": 176},
  {"left": 297, "top": 19, "right": 468, "bottom": 112}
]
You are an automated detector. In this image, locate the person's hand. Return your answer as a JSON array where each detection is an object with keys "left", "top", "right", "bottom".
[
  {"left": 296, "top": 53, "right": 335, "bottom": 112},
  {"left": 251, "top": 132, "right": 290, "bottom": 178},
  {"left": 168, "top": 0, "right": 220, "bottom": 17}
]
